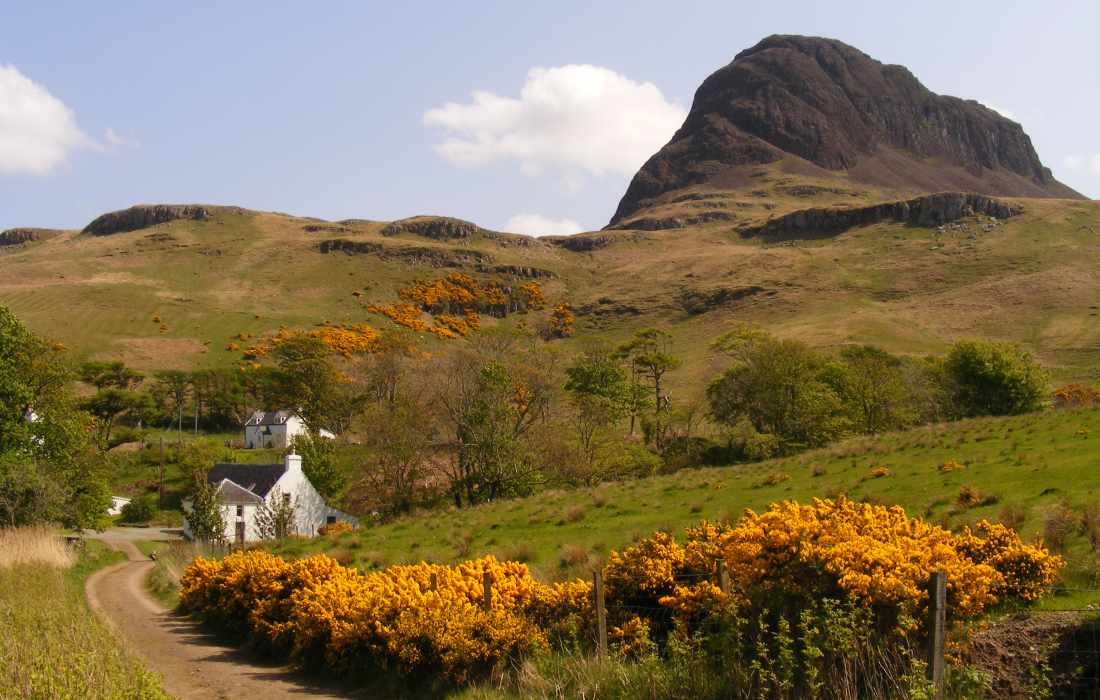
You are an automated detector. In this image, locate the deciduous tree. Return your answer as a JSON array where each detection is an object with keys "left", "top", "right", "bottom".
[
  {"left": 255, "top": 488, "right": 298, "bottom": 540},
  {"left": 943, "top": 340, "right": 1048, "bottom": 417}
]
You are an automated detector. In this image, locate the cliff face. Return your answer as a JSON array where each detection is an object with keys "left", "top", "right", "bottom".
[
  {"left": 83, "top": 205, "right": 211, "bottom": 236},
  {"left": 739, "top": 192, "right": 1018, "bottom": 240},
  {"left": 0, "top": 228, "right": 63, "bottom": 246},
  {"left": 610, "top": 35, "right": 1081, "bottom": 226}
]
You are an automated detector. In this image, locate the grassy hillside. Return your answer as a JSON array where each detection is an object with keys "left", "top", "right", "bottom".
[
  {"left": 270, "top": 406, "right": 1100, "bottom": 608},
  {"left": 2, "top": 183, "right": 1099, "bottom": 397}
]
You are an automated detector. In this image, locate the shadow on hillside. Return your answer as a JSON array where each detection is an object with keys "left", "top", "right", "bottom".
[
  {"left": 1051, "top": 617, "right": 1100, "bottom": 699},
  {"left": 168, "top": 608, "right": 459, "bottom": 699}
]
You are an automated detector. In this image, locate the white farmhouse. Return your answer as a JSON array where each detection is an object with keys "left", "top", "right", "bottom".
[
  {"left": 182, "top": 452, "right": 356, "bottom": 543},
  {"left": 243, "top": 410, "right": 334, "bottom": 449}
]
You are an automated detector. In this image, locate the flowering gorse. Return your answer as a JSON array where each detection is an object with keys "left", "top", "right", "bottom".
[
  {"left": 180, "top": 498, "right": 1062, "bottom": 686},
  {"left": 180, "top": 551, "right": 590, "bottom": 683}
]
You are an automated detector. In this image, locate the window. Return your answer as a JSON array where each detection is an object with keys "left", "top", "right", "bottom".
[
  {"left": 236, "top": 505, "right": 243, "bottom": 517},
  {"left": 326, "top": 516, "right": 336, "bottom": 524}
]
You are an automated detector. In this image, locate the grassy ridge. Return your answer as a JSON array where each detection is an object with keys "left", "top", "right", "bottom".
[
  {"left": 0, "top": 538, "right": 167, "bottom": 699},
  {"left": 2, "top": 194, "right": 1099, "bottom": 394},
  {"left": 271, "top": 407, "right": 1100, "bottom": 608}
]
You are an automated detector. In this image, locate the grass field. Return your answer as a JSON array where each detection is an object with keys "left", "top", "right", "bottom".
[
  {"left": 269, "top": 406, "right": 1100, "bottom": 610},
  {"left": 0, "top": 532, "right": 167, "bottom": 699}
]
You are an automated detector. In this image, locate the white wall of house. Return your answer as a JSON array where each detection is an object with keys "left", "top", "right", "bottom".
[
  {"left": 244, "top": 415, "right": 303, "bottom": 449},
  {"left": 270, "top": 453, "right": 332, "bottom": 538},
  {"left": 107, "top": 496, "right": 132, "bottom": 516},
  {"left": 184, "top": 453, "right": 355, "bottom": 543},
  {"left": 244, "top": 413, "right": 335, "bottom": 449}
]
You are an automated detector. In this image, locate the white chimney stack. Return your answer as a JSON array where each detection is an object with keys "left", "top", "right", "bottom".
[{"left": 286, "top": 451, "right": 302, "bottom": 473}]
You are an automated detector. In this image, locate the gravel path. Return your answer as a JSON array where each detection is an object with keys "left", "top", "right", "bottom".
[{"left": 85, "top": 541, "right": 349, "bottom": 699}]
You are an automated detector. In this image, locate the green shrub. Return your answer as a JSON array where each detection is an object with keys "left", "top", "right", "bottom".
[
  {"left": 943, "top": 340, "right": 1048, "bottom": 417},
  {"left": 119, "top": 495, "right": 157, "bottom": 524}
]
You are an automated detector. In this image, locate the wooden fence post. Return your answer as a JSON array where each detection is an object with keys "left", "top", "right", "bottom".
[
  {"left": 482, "top": 571, "right": 492, "bottom": 612},
  {"left": 593, "top": 571, "right": 608, "bottom": 657},
  {"left": 717, "top": 560, "right": 730, "bottom": 594},
  {"left": 926, "top": 571, "right": 946, "bottom": 700},
  {"left": 429, "top": 572, "right": 438, "bottom": 592},
  {"left": 158, "top": 438, "right": 166, "bottom": 509}
]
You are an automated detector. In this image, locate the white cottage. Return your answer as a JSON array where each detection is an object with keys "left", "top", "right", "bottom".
[
  {"left": 182, "top": 452, "right": 356, "bottom": 543},
  {"left": 243, "top": 410, "right": 334, "bottom": 449}
]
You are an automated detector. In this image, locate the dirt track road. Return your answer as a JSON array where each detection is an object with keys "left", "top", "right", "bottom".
[{"left": 85, "top": 540, "right": 348, "bottom": 699}]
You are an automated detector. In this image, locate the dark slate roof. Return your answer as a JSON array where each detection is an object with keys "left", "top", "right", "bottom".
[
  {"left": 214, "top": 479, "right": 264, "bottom": 505},
  {"left": 207, "top": 463, "right": 285, "bottom": 497},
  {"left": 246, "top": 410, "right": 294, "bottom": 427}
]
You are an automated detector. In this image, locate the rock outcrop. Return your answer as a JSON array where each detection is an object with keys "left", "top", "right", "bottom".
[
  {"left": 607, "top": 211, "right": 734, "bottom": 231},
  {"left": 83, "top": 205, "right": 211, "bottom": 236},
  {"left": 381, "top": 216, "right": 485, "bottom": 240},
  {"left": 318, "top": 239, "right": 492, "bottom": 267},
  {"left": 739, "top": 192, "right": 1018, "bottom": 240},
  {"left": 610, "top": 35, "right": 1081, "bottom": 226},
  {"left": 476, "top": 264, "right": 556, "bottom": 279},
  {"left": 544, "top": 233, "right": 628, "bottom": 252},
  {"left": 0, "top": 228, "right": 62, "bottom": 246}
]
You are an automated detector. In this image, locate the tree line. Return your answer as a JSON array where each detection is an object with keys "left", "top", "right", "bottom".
[{"left": 0, "top": 299, "right": 1053, "bottom": 529}]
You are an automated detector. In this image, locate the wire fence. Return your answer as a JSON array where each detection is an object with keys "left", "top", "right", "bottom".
[{"left": 1011, "top": 587, "right": 1100, "bottom": 700}]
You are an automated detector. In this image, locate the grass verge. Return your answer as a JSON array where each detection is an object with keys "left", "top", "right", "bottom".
[{"left": 0, "top": 533, "right": 168, "bottom": 699}]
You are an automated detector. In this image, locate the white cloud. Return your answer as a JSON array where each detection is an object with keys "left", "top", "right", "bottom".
[
  {"left": 424, "top": 65, "right": 686, "bottom": 181},
  {"left": 504, "top": 213, "right": 585, "bottom": 237},
  {"left": 0, "top": 64, "right": 94, "bottom": 175},
  {"left": 1063, "top": 153, "right": 1100, "bottom": 175},
  {"left": 104, "top": 127, "right": 138, "bottom": 149}
]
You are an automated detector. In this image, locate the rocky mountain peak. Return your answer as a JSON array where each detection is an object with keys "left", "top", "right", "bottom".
[{"left": 609, "top": 35, "right": 1081, "bottom": 226}]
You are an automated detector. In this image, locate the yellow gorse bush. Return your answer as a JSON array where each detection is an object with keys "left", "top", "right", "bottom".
[
  {"left": 634, "top": 498, "right": 1061, "bottom": 626},
  {"left": 180, "top": 551, "right": 591, "bottom": 683},
  {"left": 179, "top": 498, "right": 1062, "bottom": 686}
]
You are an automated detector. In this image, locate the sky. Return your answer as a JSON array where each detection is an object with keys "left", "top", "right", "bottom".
[{"left": 1, "top": 1, "right": 1098, "bottom": 234}]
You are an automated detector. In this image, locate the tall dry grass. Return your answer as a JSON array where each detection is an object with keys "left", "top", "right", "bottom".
[
  {"left": 0, "top": 525, "right": 75, "bottom": 569},
  {"left": 0, "top": 540, "right": 167, "bottom": 698}
]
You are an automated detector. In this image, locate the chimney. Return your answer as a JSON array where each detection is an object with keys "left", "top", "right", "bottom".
[{"left": 286, "top": 450, "right": 302, "bottom": 473}]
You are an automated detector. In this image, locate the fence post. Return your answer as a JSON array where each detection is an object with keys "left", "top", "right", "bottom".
[
  {"left": 430, "top": 572, "right": 438, "bottom": 592},
  {"left": 593, "top": 571, "right": 608, "bottom": 657},
  {"left": 158, "top": 438, "right": 166, "bottom": 509},
  {"left": 482, "top": 571, "right": 492, "bottom": 612},
  {"left": 926, "top": 571, "right": 946, "bottom": 700},
  {"left": 717, "top": 560, "right": 730, "bottom": 594}
]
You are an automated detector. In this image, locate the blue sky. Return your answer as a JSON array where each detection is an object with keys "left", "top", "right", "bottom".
[{"left": 1, "top": 1, "right": 1097, "bottom": 234}]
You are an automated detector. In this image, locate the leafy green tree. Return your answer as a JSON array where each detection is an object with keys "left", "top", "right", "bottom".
[
  {"left": 184, "top": 478, "right": 226, "bottom": 544},
  {"left": 616, "top": 329, "right": 678, "bottom": 442},
  {"left": 79, "top": 361, "right": 151, "bottom": 448},
  {"left": 272, "top": 336, "right": 363, "bottom": 435},
  {"left": 353, "top": 400, "right": 434, "bottom": 516},
  {"left": 826, "top": 346, "right": 916, "bottom": 434},
  {"left": 943, "top": 340, "right": 1048, "bottom": 416},
  {"left": 447, "top": 362, "right": 540, "bottom": 506},
  {"left": 79, "top": 361, "right": 143, "bottom": 390},
  {"left": 119, "top": 494, "right": 157, "bottom": 524},
  {"left": 255, "top": 488, "right": 298, "bottom": 540},
  {"left": 0, "top": 305, "right": 108, "bottom": 528},
  {"left": 564, "top": 347, "right": 632, "bottom": 483},
  {"left": 289, "top": 433, "right": 345, "bottom": 500},
  {"left": 82, "top": 388, "right": 154, "bottom": 449},
  {"left": 152, "top": 370, "right": 191, "bottom": 434},
  {"left": 707, "top": 334, "right": 848, "bottom": 455}
]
